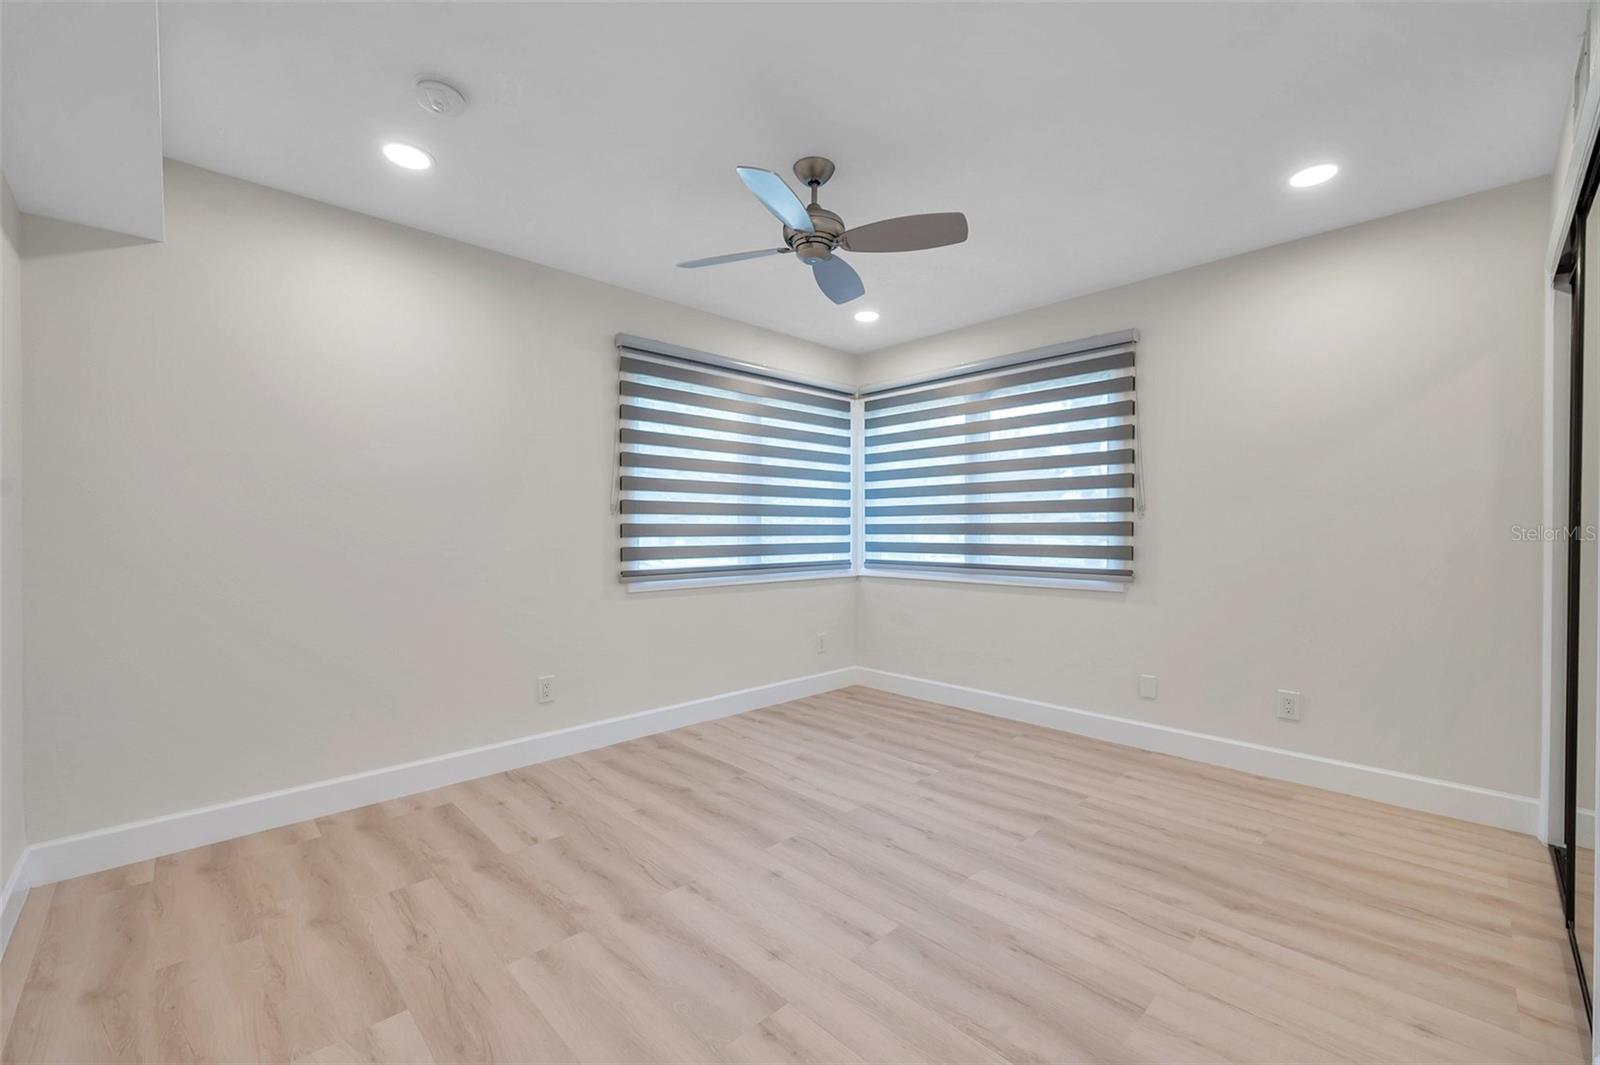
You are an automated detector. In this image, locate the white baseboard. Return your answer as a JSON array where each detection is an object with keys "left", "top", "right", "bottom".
[
  {"left": 856, "top": 669, "right": 1541, "bottom": 835},
  {"left": 17, "top": 667, "right": 862, "bottom": 896},
  {"left": 1, "top": 662, "right": 1547, "bottom": 956},
  {"left": 0, "top": 852, "right": 29, "bottom": 956}
]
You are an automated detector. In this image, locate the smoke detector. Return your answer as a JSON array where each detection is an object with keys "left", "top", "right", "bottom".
[{"left": 415, "top": 79, "right": 466, "bottom": 118}]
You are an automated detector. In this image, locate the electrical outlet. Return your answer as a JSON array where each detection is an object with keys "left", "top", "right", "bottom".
[
  {"left": 537, "top": 675, "right": 555, "bottom": 705},
  {"left": 1138, "top": 674, "right": 1158, "bottom": 700},
  {"left": 815, "top": 632, "right": 827, "bottom": 655},
  {"left": 1276, "top": 689, "right": 1302, "bottom": 722}
]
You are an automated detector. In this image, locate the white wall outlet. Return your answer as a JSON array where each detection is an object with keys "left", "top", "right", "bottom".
[
  {"left": 1276, "top": 689, "right": 1302, "bottom": 721},
  {"left": 537, "top": 675, "right": 555, "bottom": 705},
  {"left": 1138, "top": 674, "right": 1158, "bottom": 700},
  {"left": 815, "top": 632, "right": 827, "bottom": 655}
]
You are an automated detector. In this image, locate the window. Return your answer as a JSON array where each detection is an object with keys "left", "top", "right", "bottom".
[
  {"left": 859, "top": 334, "right": 1137, "bottom": 585},
  {"left": 615, "top": 339, "right": 855, "bottom": 585},
  {"left": 615, "top": 331, "right": 1137, "bottom": 590}
]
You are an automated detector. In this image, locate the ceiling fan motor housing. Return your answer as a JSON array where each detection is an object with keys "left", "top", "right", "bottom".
[{"left": 787, "top": 205, "right": 845, "bottom": 263}]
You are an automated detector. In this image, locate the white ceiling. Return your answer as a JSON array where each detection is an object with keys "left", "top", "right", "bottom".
[{"left": 149, "top": 3, "right": 1585, "bottom": 353}]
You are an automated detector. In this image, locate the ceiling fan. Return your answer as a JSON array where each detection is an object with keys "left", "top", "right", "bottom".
[{"left": 676, "top": 156, "right": 969, "bottom": 305}]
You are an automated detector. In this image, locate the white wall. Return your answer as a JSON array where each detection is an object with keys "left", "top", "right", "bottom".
[
  {"left": 15, "top": 163, "right": 1552, "bottom": 842},
  {"left": 856, "top": 179, "right": 1549, "bottom": 799},
  {"left": 1, "top": 176, "right": 22, "bottom": 883},
  {"left": 21, "top": 161, "right": 857, "bottom": 841}
]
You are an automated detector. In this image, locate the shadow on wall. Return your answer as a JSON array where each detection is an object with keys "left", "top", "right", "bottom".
[{"left": 21, "top": 216, "right": 155, "bottom": 261}]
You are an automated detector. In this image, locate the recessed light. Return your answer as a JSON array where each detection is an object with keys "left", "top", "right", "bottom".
[
  {"left": 854, "top": 310, "right": 880, "bottom": 323},
  {"left": 1289, "top": 163, "right": 1338, "bottom": 188},
  {"left": 382, "top": 142, "right": 433, "bottom": 171}
]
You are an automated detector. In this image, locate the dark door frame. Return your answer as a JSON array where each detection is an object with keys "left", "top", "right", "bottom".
[{"left": 1551, "top": 127, "right": 1600, "bottom": 1029}]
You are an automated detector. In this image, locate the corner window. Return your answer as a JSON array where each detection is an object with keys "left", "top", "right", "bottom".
[
  {"left": 859, "top": 336, "right": 1137, "bottom": 585},
  {"left": 615, "top": 342, "right": 855, "bottom": 586},
  {"left": 616, "top": 332, "right": 1137, "bottom": 590}
]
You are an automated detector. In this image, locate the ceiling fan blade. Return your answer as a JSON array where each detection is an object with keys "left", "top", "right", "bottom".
[
  {"left": 812, "top": 255, "right": 864, "bottom": 305},
  {"left": 677, "top": 248, "right": 791, "bottom": 269},
  {"left": 736, "top": 166, "right": 814, "bottom": 233},
  {"left": 841, "top": 212, "right": 968, "bottom": 253}
]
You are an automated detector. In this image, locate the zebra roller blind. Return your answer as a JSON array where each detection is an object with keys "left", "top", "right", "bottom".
[
  {"left": 616, "top": 343, "right": 855, "bottom": 583},
  {"left": 861, "top": 337, "right": 1137, "bottom": 582}
]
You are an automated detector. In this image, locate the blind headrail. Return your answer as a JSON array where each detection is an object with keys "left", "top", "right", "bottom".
[
  {"left": 616, "top": 333, "right": 856, "bottom": 398},
  {"left": 618, "top": 329, "right": 1138, "bottom": 400},
  {"left": 858, "top": 328, "right": 1139, "bottom": 398}
]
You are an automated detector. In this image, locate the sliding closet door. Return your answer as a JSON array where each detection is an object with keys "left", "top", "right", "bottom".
[
  {"left": 1578, "top": 204, "right": 1600, "bottom": 987},
  {"left": 1552, "top": 191, "right": 1594, "bottom": 1024}
]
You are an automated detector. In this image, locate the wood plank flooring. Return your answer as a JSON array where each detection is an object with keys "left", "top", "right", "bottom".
[{"left": 0, "top": 686, "right": 1588, "bottom": 1063}]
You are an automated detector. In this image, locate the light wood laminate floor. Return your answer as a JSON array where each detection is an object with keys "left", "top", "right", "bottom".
[{"left": 0, "top": 686, "right": 1588, "bottom": 1063}]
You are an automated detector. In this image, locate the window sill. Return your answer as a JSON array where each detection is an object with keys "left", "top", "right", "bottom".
[
  {"left": 859, "top": 567, "right": 1128, "bottom": 594},
  {"left": 625, "top": 567, "right": 1129, "bottom": 594},
  {"left": 623, "top": 569, "right": 856, "bottom": 594}
]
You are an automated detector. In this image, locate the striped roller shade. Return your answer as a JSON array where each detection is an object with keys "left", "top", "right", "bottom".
[
  {"left": 616, "top": 345, "right": 855, "bottom": 583},
  {"left": 861, "top": 338, "right": 1137, "bottom": 582}
]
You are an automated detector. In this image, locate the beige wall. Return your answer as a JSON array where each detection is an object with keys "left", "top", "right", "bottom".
[
  {"left": 21, "top": 162, "right": 857, "bottom": 841},
  {"left": 1, "top": 177, "right": 22, "bottom": 882},
  {"left": 855, "top": 179, "right": 1549, "bottom": 798},
  {"left": 16, "top": 163, "right": 1550, "bottom": 842}
]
